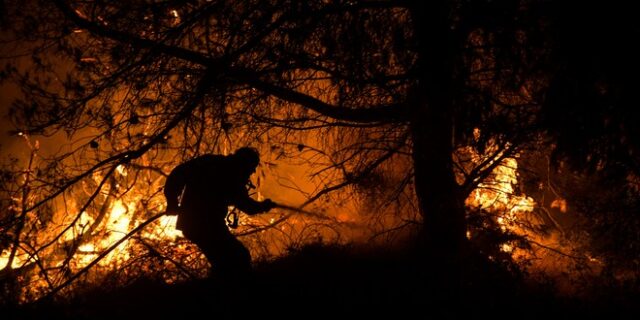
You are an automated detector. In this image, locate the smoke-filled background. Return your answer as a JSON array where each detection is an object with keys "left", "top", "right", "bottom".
[{"left": 1, "top": 0, "right": 639, "bottom": 318}]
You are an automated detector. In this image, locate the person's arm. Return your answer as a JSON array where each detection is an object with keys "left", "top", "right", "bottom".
[
  {"left": 235, "top": 197, "right": 275, "bottom": 215},
  {"left": 231, "top": 184, "right": 276, "bottom": 215}
]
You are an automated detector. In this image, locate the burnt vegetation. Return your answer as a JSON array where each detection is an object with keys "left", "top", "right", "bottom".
[{"left": 1, "top": 0, "right": 639, "bottom": 318}]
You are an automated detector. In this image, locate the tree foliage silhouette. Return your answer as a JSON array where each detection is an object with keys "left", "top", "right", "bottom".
[
  {"left": 1, "top": 0, "right": 639, "bottom": 306},
  {"left": 0, "top": 0, "right": 549, "bottom": 301}
]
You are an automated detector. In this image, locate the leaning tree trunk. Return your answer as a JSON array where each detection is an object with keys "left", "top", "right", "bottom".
[{"left": 409, "top": 0, "right": 468, "bottom": 312}]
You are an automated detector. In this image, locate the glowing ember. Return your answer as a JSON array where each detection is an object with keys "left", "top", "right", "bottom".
[
  {"left": 115, "top": 165, "right": 127, "bottom": 176},
  {"left": 144, "top": 215, "right": 184, "bottom": 240},
  {"left": 169, "top": 9, "right": 181, "bottom": 25},
  {"left": 501, "top": 243, "right": 513, "bottom": 253},
  {"left": 0, "top": 248, "right": 34, "bottom": 269},
  {"left": 550, "top": 198, "right": 567, "bottom": 213}
]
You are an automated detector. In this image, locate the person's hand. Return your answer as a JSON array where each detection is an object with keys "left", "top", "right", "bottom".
[{"left": 262, "top": 198, "right": 277, "bottom": 211}]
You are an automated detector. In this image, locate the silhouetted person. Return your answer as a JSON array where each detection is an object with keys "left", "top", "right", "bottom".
[{"left": 164, "top": 147, "right": 275, "bottom": 279}]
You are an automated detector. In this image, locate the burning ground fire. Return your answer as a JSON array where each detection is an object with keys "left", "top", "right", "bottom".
[
  {"left": 461, "top": 138, "right": 602, "bottom": 292},
  {"left": 464, "top": 153, "right": 538, "bottom": 251},
  {"left": 0, "top": 167, "right": 182, "bottom": 271},
  {"left": 0, "top": 150, "right": 359, "bottom": 302},
  {"left": 0, "top": 161, "right": 208, "bottom": 301}
]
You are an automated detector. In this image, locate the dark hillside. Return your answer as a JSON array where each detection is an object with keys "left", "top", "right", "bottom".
[{"left": 6, "top": 243, "right": 638, "bottom": 319}]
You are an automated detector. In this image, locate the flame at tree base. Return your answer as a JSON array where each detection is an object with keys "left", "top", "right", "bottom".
[{"left": 462, "top": 146, "right": 603, "bottom": 295}]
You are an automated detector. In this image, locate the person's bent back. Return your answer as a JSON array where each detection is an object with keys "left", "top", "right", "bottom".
[{"left": 164, "top": 147, "right": 275, "bottom": 278}]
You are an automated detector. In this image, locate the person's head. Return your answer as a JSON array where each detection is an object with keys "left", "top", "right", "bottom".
[{"left": 231, "top": 147, "right": 260, "bottom": 178}]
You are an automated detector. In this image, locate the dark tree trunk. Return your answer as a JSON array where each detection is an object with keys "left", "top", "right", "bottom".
[
  {"left": 411, "top": 94, "right": 467, "bottom": 303},
  {"left": 409, "top": 1, "right": 468, "bottom": 311}
]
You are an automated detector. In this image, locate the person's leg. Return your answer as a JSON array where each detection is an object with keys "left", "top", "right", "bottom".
[
  {"left": 215, "top": 233, "right": 252, "bottom": 278},
  {"left": 198, "top": 227, "right": 249, "bottom": 275}
]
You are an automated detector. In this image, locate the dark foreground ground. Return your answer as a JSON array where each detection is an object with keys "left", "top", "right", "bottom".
[{"left": 4, "top": 243, "right": 639, "bottom": 319}]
